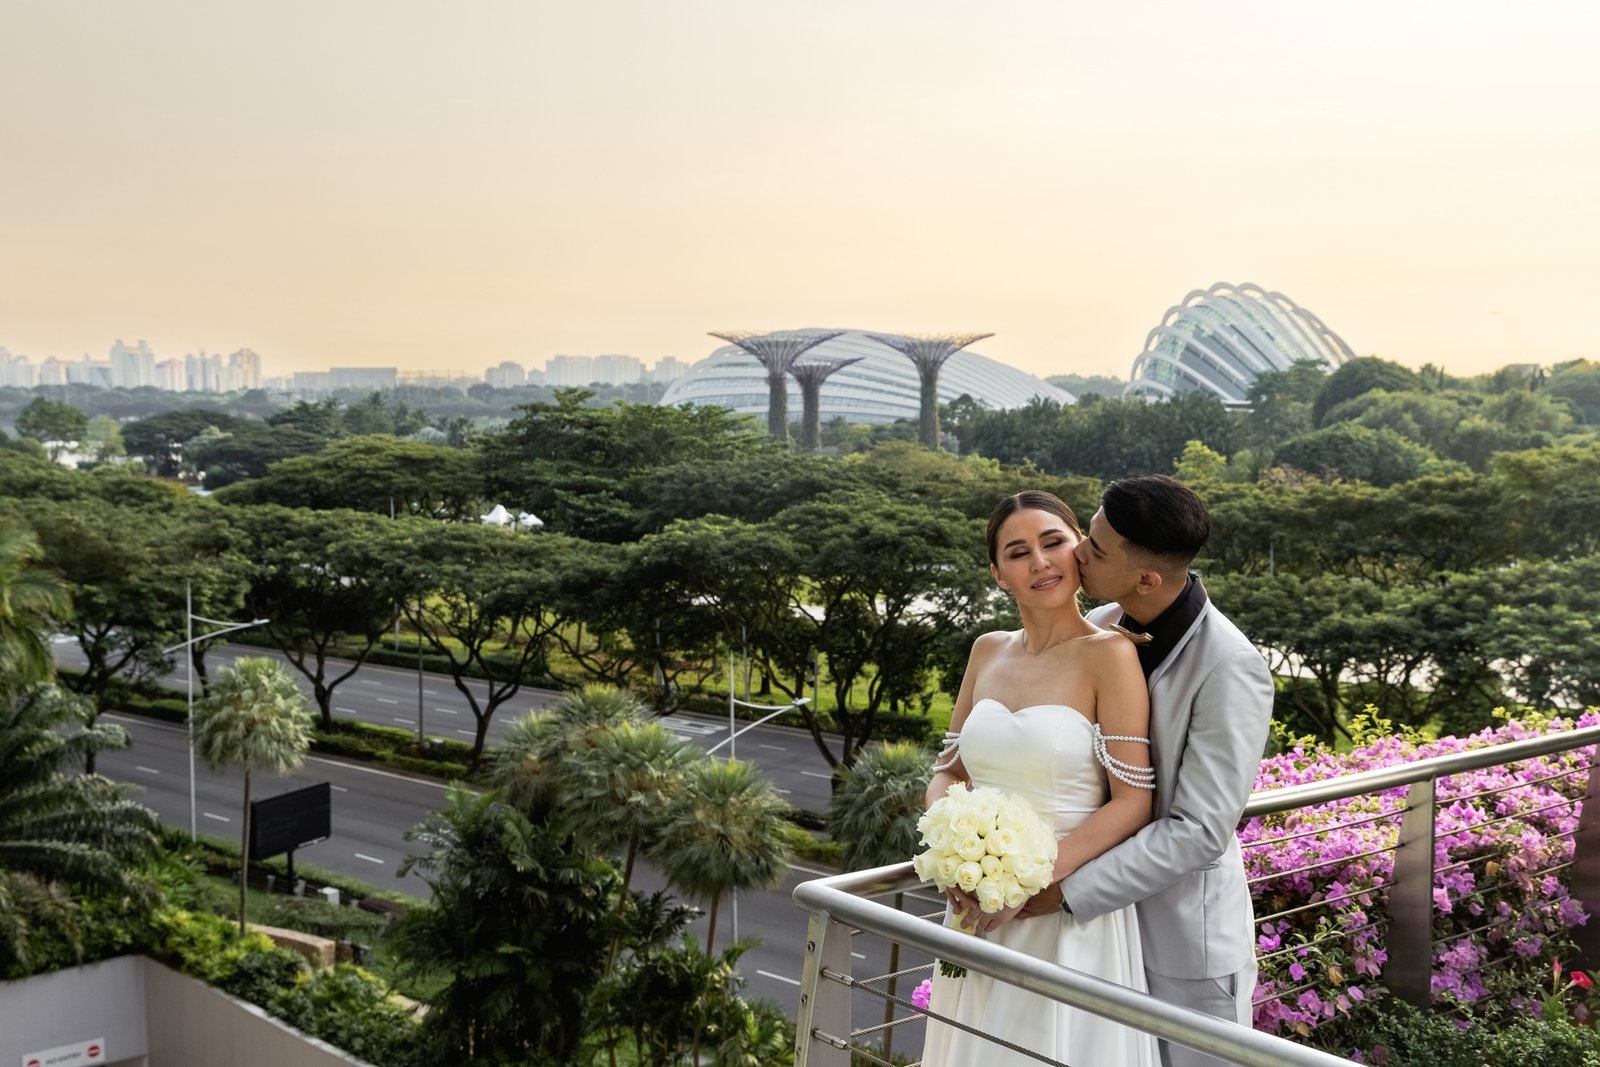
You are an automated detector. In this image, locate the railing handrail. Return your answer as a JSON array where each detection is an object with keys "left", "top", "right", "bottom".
[
  {"left": 1241, "top": 722, "right": 1600, "bottom": 818},
  {"left": 794, "top": 863, "right": 1356, "bottom": 1067}
]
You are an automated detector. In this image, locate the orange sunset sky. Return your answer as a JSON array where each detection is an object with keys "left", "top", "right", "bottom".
[{"left": 3, "top": 1, "right": 1597, "bottom": 382}]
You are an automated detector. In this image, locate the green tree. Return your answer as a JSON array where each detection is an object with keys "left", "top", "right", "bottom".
[
  {"left": 234, "top": 506, "right": 409, "bottom": 728},
  {"left": 0, "top": 525, "right": 71, "bottom": 695},
  {"left": 217, "top": 434, "right": 484, "bottom": 520},
  {"left": 0, "top": 686, "right": 160, "bottom": 975},
  {"left": 481, "top": 391, "right": 768, "bottom": 541},
  {"left": 771, "top": 491, "right": 988, "bottom": 767},
  {"left": 15, "top": 397, "right": 89, "bottom": 461},
  {"left": 391, "top": 785, "right": 618, "bottom": 1065},
  {"left": 1492, "top": 444, "right": 1600, "bottom": 559},
  {"left": 1547, "top": 359, "right": 1600, "bottom": 424},
  {"left": 1242, "top": 359, "right": 1327, "bottom": 454},
  {"left": 1311, "top": 356, "right": 1420, "bottom": 426},
  {"left": 79, "top": 414, "right": 126, "bottom": 468},
  {"left": 184, "top": 420, "right": 328, "bottom": 488},
  {"left": 191, "top": 657, "right": 315, "bottom": 934},
  {"left": 121, "top": 408, "right": 243, "bottom": 478},
  {"left": 656, "top": 759, "right": 792, "bottom": 954},
  {"left": 827, "top": 741, "right": 932, "bottom": 1061},
  {"left": 1276, "top": 423, "right": 1444, "bottom": 487},
  {"left": 378, "top": 521, "right": 582, "bottom": 765},
  {"left": 22, "top": 500, "right": 247, "bottom": 756}
]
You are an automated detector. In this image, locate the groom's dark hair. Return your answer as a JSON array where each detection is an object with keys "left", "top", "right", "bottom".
[{"left": 1101, "top": 475, "right": 1211, "bottom": 573}]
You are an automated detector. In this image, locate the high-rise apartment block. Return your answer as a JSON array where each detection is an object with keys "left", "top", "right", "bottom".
[
  {"left": 485, "top": 361, "right": 527, "bottom": 388},
  {"left": 544, "top": 355, "right": 594, "bottom": 387},
  {"left": 649, "top": 356, "right": 687, "bottom": 383}
]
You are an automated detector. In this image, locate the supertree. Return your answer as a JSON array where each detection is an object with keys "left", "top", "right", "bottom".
[
  {"left": 865, "top": 332, "right": 994, "bottom": 449},
  {"left": 708, "top": 330, "right": 845, "bottom": 441},
  {"left": 788, "top": 358, "right": 863, "bottom": 451}
]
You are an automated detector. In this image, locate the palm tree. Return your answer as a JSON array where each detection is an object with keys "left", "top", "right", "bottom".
[
  {"left": 565, "top": 721, "right": 696, "bottom": 893},
  {"left": 0, "top": 685, "right": 160, "bottom": 974},
  {"left": 655, "top": 758, "right": 792, "bottom": 954},
  {"left": 486, "top": 684, "right": 653, "bottom": 820},
  {"left": 827, "top": 741, "right": 932, "bottom": 1060},
  {"left": 392, "top": 785, "right": 619, "bottom": 1064},
  {"left": 0, "top": 525, "right": 70, "bottom": 696},
  {"left": 191, "top": 657, "right": 313, "bottom": 934}
]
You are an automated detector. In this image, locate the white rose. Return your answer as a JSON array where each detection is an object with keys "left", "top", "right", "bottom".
[
  {"left": 950, "top": 809, "right": 979, "bottom": 836},
  {"left": 986, "top": 827, "right": 1019, "bottom": 857},
  {"left": 927, "top": 824, "right": 956, "bottom": 853},
  {"left": 1002, "top": 875, "right": 1030, "bottom": 909},
  {"left": 955, "top": 832, "right": 987, "bottom": 863},
  {"left": 912, "top": 851, "right": 936, "bottom": 883},
  {"left": 970, "top": 793, "right": 1001, "bottom": 828},
  {"left": 975, "top": 879, "right": 1006, "bottom": 913},
  {"left": 956, "top": 861, "right": 984, "bottom": 892},
  {"left": 937, "top": 853, "right": 964, "bottom": 887},
  {"left": 980, "top": 854, "right": 1004, "bottom": 879}
]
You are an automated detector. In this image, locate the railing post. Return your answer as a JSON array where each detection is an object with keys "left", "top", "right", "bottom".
[
  {"left": 1385, "top": 777, "right": 1437, "bottom": 1008},
  {"left": 794, "top": 910, "right": 852, "bottom": 1067},
  {"left": 1569, "top": 745, "right": 1600, "bottom": 970}
]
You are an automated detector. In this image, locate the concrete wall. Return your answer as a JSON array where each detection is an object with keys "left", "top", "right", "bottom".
[{"left": 0, "top": 957, "right": 376, "bottom": 1067}]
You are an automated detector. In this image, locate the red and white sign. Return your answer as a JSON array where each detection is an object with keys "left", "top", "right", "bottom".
[{"left": 19, "top": 1038, "right": 106, "bottom": 1067}]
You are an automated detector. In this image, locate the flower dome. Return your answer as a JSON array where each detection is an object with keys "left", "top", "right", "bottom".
[
  {"left": 659, "top": 329, "right": 1071, "bottom": 424},
  {"left": 1125, "top": 283, "right": 1356, "bottom": 404}
]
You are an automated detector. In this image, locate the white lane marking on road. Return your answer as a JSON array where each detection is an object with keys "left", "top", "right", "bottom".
[
  {"left": 330, "top": 785, "right": 349, "bottom": 792},
  {"left": 423, "top": 690, "right": 439, "bottom": 696},
  {"left": 359, "top": 680, "right": 383, "bottom": 686},
  {"left": 800, "top": 770, "right": 832, "bottom": 779},
  {"left": 852, "top": 952, "right": 867, "bottom": 960},
  {"left": 775, "top": 788, "right": 792, "bottom": 795},
  {"left": 756, "top": 970, "right": 801, "bottom": 987},
  {"left": 336, "top": 707, "right": 357, "bottom": 714},
  {"left": 788, "top": 862, "right": 837, "bottom": 877},
  {"left": 434, "top": 707, "right": 458, "bottom": 714},
  {"left": 377, "top": 697, "right": 399, "bottom": 704},
  {"left": 354, "top": 853, "right": 385, "bottom": 865},
  {"left": 759, "top": 743, "right": 787, "bottom": 751},
  {"left": 455, "top": 729, "right": 474, "bottom": 737},
  {"left": 135, "top": 765, "right": 160, "bottom": 775},
  {"left": 203, "top": 812, "right": 230, "bottom": 823},
  {"left": 392, "top": 718, "right": 412, "bottom": 725}
]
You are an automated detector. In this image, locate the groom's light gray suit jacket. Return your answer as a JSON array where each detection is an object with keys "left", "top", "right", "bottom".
[{"left": 1063, "top": 600, "right": 1273, "bottom": 980}]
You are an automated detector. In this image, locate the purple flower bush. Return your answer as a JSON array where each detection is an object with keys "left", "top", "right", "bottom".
[{"left": 1242, "top": 709, "right": 1598, "bottom": 1040}]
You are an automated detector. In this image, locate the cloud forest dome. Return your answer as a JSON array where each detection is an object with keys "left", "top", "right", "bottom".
[
  {"left": 659, "top": 330, "right": 1073, "bottom": 424},
  {"left": 1125, "top": 283, "right": 1357, "bottom": 404}
]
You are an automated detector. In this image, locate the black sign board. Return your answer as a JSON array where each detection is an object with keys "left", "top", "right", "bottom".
[{"left": 249, "top": 782, "right": 332, "bottom": 861}]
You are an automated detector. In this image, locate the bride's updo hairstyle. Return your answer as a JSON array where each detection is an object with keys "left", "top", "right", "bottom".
[{"left": 985, "top": 491, "right": 1081, "bottom": 565}]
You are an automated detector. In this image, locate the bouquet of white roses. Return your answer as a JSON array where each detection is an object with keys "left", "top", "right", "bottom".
[{"left": 913, "top": 782, "right": 1058, "bottom": 977}]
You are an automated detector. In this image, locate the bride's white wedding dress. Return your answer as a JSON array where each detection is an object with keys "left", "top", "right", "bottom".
[{"left": 921, "top": 697, "right": 1159, "bottom": 1067}]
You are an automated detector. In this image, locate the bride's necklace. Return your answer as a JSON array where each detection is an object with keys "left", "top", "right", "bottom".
[{"left": 1020, "top": 630, "right": 1083, "bottom": 656}]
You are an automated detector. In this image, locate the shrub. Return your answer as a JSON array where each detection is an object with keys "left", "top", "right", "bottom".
[
  {"left": 1245, "top": 709, "right": 1597, "bottom": 1042},
  {"left": 270, "top": 964, "right": 423, "bottom": 1067}
]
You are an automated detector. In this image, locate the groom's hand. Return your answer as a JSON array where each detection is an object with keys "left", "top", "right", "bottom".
[{"left": 1016, "top": 878, "right": 1065, "bottom": 920}]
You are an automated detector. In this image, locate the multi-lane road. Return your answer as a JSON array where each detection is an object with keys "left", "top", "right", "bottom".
[{"left": 58, "top": 639, "right": 937, "bottom": 1038}]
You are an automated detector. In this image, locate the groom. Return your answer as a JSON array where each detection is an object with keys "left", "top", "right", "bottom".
[{"left": 1021, "top": 474, "right": 1273, "bottom": 1067}]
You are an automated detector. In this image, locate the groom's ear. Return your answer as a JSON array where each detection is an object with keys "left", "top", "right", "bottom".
[{"left": 1134, "top": 569, "right": 1165, "bottom": 597}]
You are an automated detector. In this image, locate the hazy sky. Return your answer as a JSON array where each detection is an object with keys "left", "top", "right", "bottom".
[{"left": 3, "top": 1, "right": 1597, "bottom": 381}]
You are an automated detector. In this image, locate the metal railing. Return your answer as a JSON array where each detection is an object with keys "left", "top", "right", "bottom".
[{"left": 793, "top": 722, "right": 1600, "bottom": 1066}]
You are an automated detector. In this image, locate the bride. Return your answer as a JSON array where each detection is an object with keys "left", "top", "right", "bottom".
[{"left": 921, "top": 490, "right": 1160, "bottom": 1067}]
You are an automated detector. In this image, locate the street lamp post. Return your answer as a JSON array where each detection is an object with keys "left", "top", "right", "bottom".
[
  {"left": 160, "top": 580, "right": 268, "bottom": 840},
  {"left": 708, "top": 652, "right": 811, "bottom": 761},
  {"left": 707, "top": 655, "right": 811, "bottom": 945}
]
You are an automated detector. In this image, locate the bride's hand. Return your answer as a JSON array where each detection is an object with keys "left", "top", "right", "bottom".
[{"left": 972, "top": 898, "right": 1027, "bottom": 934}]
